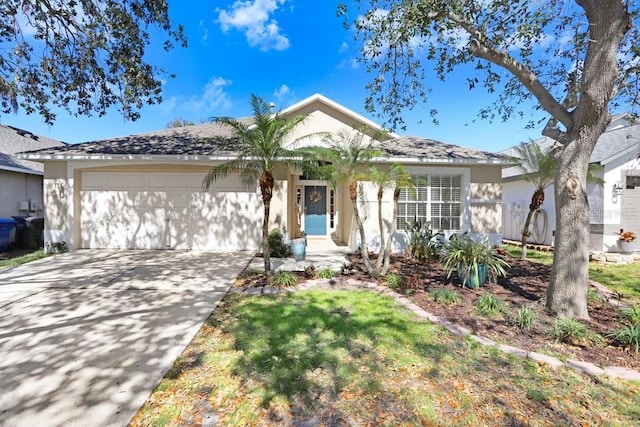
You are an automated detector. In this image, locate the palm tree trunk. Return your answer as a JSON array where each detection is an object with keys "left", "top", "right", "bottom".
[
  {"left": 381, "top": 189, "right": 400, "bottom": 275},
  {"left": 260, "top": 172, "right": 275, "bottom": 274},
  {"left": 520, "top": 188, "right": 545, "bottom": 260},
  {"left": 376, "top": 188, "right": 385, "bottom": 270},
  {"left": 520, "top": 208, "right": 534, "bottom": 260},
  {"left": 350, "top": 181, "right": 376, "bottom": 276}
]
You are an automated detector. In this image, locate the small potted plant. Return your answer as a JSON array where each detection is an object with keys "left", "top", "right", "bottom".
[
  {"left": 617, "top": 229, "right": 637, "bottom": 254},
  {"left": 441, "top": 234, "right": 510, "bottom": 288}
]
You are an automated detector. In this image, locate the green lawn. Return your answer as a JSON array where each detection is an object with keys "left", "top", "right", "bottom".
[
  {"left": 0, "top": 250, "right": 50, "bottom": 269},
  {"left": 131, "top": 290, "right": 640, "bottom": 426},
  {"left": 503, "top": 244, "right": 640, "bottom": 303}
]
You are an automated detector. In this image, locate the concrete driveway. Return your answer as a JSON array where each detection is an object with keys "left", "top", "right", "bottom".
[{"left": 0, "top": 250, "right": 253, "bottom": 427}]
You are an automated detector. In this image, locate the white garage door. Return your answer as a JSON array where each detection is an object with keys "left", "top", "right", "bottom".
[{"left": 81, "top": 172, "right": 262, "bottom": 250}]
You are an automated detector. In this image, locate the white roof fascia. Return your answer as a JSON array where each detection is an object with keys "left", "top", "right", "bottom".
[
  {"left": 280, "top": 93, "right": 398, "bottom": 138},
  {"left": 383, "top": 156, "right": 506, "bottom": 165}
]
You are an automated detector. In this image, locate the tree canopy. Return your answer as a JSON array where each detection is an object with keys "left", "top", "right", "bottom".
[
  {"left": 0, "top": 0, "right": 186, "bottom": 124},
  {"left": 341, "top": 0, "right": 639, "bottom": 132}
]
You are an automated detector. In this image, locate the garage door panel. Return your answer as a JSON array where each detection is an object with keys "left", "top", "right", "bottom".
[{"left": 81, "top": 172, "right": 261, "bottom": 250}]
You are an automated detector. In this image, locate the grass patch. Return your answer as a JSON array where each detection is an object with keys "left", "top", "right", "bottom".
[
  {"left": 132, "top": 290, "right": 640, "bottom": 426},
  {"left": 502, "top": 244, "right": 553, "bottom": 265},
  {"left": 430, "top": 288, "right": 462, "bottom": 305},
  {"left": 589, "top": 263, "right": 640, "bottom": 304},
  {"left": 474, "top": 294, "right": 506, "bottom": 318},
  {"left": 0, "top": 250, "right": 50, "bottom": 269}
]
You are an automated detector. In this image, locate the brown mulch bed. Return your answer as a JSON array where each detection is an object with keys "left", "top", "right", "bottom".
[
  {"left": 236, "top": 253, "right": 639, "bottom": 371},
  {"left": 354, "top": 253, "right": 640, "bottom": 371}
]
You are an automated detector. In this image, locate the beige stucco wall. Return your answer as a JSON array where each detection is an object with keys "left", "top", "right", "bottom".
[
  {"left": 0, "top": 170, "right": 44, "bottom": 218},
  {"left": 469, "top": 165, "right": 502, "bottom": 234},
  {"left": 43, "top": 161, "right": 69, "bottom": 244},
  {"left": 285, "top": 103, "right": 385, "bottom": 149}
]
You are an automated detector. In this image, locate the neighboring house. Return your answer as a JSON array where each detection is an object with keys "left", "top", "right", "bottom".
[
  {"left": 0, "top": 124, "right": 65, "bottom": 219},
  {"left": 19, "top": 94, "right": 505, "bottom": 252},
  {"left": 502, "top": 114, "right": 640, "bottom": 252}
]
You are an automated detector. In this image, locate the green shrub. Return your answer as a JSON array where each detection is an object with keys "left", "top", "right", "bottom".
[
  {"left": 607, "top": 325, "right": 640, "bottom": 352},
  {"left": 473, "top": 294, "right": 506, "bottom": 318},
  {"left": 317, "top": 267, "right": 335, "bottom": 279},
  {"left": 268, "top": 229, "right": 291, "bottom": 258},
  {"left": 272, "top": 271, "right": 298, "bottom": 287},
  {"left": 407, "top": 221, "right": 443, "bottom": 261},
  {"left": 430, "top": 288, "right": 462, "bottom": 305},
  {"left": 550, "top": 318, "right": 604, "bottom": 346},
  {"left": 512, "top": 306, "right": 537, "bottom": 331},
  {"left": 384, "top": 273, "right": 405, "bottom": 289},
  {"left": 618, "top": 306, "right": 640, "bottom": 325}
]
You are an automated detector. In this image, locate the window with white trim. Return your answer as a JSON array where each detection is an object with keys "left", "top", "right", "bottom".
[{"left": 397, "top": 175, "right": 462, "bottom": 231}]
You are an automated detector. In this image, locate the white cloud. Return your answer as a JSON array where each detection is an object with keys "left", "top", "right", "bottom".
[
  {"left": 272, "top": 84, "right": 295, "bottom": 107},
  {"left": 158, "top": 77, "right": 233, "bottom": 118},
  {"left": 273, "top": 84, "right": 291, "bottom": 100},
  {"left": 339, "top": 41, "right": 348, "bottom": 53},
  {"left": 217, "top": 0, "right": 290, "bottom": 51}
]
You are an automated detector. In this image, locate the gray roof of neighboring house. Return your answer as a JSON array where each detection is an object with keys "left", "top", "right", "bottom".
[
  {"left": 589, "top": 121, "right": 640, "bottom": 164},
  {"left": 22, "top": 122, "right": 503, "bottom": 163},
  {"left": 500, "top": 114, "right": 640, "bottom": 166},
  {"left": 377, "top": 136, "right": 504, "bottom": 162},
  {"left": 0, "top": 125, "right": 65, "bottom": 174}
]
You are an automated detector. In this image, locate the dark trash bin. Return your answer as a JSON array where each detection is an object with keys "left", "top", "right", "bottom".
[
  {"left": 11, "top": 216, "right": 44, "bottom": 249},
  {"left": 0, "top": 218, "right": 16, "bottom": 252}
]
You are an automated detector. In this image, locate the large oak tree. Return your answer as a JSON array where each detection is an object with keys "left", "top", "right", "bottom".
[
  {"left": 341, "top": 0, "right": 639, "bottom": 318},
  {"left": 1, "top": 0, "right": 186, "bottom": 124}
]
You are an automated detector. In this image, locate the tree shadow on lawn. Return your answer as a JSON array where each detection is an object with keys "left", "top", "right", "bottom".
[{"left": 215, "top": 291, "right": 451, "bottom": 410}]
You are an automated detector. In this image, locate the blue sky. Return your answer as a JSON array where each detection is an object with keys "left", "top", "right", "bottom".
[{"left": 2, "top": 1, "right": 546, "bottom": 152}]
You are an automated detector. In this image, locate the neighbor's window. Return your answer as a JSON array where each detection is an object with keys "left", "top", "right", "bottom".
[{"left": 397, "top": 175, "right": 462, "bottom": 231}]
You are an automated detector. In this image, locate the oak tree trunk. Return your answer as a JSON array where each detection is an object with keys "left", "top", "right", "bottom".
[{"left": 545, "top": 1, "right": 629, "bottom": 318}]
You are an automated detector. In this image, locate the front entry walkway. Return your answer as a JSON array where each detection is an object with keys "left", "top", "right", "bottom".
[
  {"left": 248, "top": 237, "right": 351, "bottom": 273},
  {"left": 0, "top": 250, "right": 252, "bottom": 427}
]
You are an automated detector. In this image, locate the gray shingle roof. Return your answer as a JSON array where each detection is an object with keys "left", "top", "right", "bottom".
[
  {"left": 21, "top": 118, "right": 503, "bottom": 164},
  {"left": 589, "top": 121, "right": 640, "bottom": 164},
  {"left": 0, "top": 125, "right": 64, "bottom": 173},
  {"left": 22, "top": 120, "right": 252, "bottom": 157},
  {"left": 376, "top": 136, "right": 504, "bottom": 162}
]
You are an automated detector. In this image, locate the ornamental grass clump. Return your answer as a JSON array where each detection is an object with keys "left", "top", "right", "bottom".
[
  {"left": 512, "top": 306, "right": 537, "bottom": 331},
  {"left": 430, "top": 288, "right": 462, "bottom": 305},
  {"left": 272, "top": 271, "right": 298, "bottom": 288},
  {"left": 473, "top": 294, "right": 506, "bottom": 318}
]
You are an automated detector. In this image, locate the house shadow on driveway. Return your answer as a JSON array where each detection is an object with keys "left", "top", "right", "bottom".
[{"left": 0, "top": 250, "right": 253, "bottom": 427}]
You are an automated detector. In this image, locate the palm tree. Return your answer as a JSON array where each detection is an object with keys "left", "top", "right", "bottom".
[
  {"left": 314, "top": 130, "right": 386, "bottom": 276},
  {"left": 369, "top": 163, "right": 414, "bottom": 274},
  {"left": 202, "top": 94, "right": 315, "bottom": 274},
  {"left": 508, "top": 142, "right": 603, "bottom": 260}
]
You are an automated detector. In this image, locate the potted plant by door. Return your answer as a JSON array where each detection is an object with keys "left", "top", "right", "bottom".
[
  {"left": 441, "top": 234, "right": 510, "bottom": 288},
  {"left": 617, "top": 229, "right": 637, "bottom": 254}
]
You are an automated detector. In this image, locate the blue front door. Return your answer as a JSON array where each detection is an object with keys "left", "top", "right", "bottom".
[{"left": 304, "top": 186, "right": 327, "bottom": 236}]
